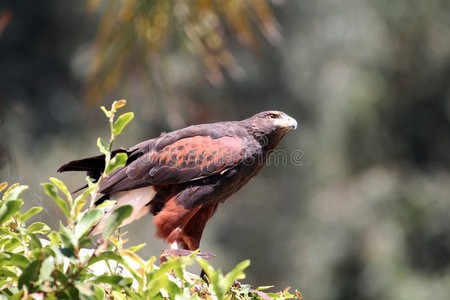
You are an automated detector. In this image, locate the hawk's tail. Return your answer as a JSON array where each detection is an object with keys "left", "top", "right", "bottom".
[{"left": 58, "top": 149, "right": 129, "bottom": 182}]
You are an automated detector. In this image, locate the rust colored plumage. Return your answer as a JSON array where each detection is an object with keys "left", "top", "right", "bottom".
[{"left": 58, "top": 111, "right": 297, "bottom": 251}]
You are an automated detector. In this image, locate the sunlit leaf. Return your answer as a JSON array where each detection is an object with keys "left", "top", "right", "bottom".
[
  {"left": 257, "top": 285, "right": 275, "bottom": 290},
  {"left": 38, "top": 257, "right": 55, "bottom": 281},
  {"left": 111, "top": 290, "right": 128, "bottom": 300},
  {"left": 74, "top": 199, "right": 87, "bottom": 221},
  {"left": 0, "top": 268, "right": 16, "bottom": 278},
  {"left": 42, "top": 183, "right": 69, "bottom": 219},
  {"left": 93, "top": 285, "right": 105, "bottom": 300},
  {"left": 75, "top": 208, "right": 103, "bottom": 238},
  {"left": 119, "top": 249, "right": 145, "bottom": 268},
  {"left": 2, "top": 184, "right": 27, "bottom": 201},
  {"left": 50, "top": 177, "right": 72, "bottom": 202},
  {"left": 97, "top": 137, "right": 110, "bottom": 155},
  {"left": 27, "top": 232, "right": 43, "bottom": 249},
  {"left": 105, "top": 152, "right": 128, "bottom": 174},
  {"left": 128, "top": 243, "right": 146, "bottom": 253},
  {"left": 0, "top": 200, "right": 23, "bottom": 226},
  {"left": 224, "top": 259, "right": 250, "bottom": 291},
  {"left": 95, "top": 274, "right": 133, "bottom": 287},
  {"left": 96, "top": 199, "right": 115, "bottom": 209},
  {"left": 74, "top": 185, "right": 95, "bottom": 218},
  {"left": 79, "top": 236, "right": 94, "bottom": 249},
  {"left": 19, "top": 206, "right": 42, "bottom": 222},
  {"left": 48, "top": 231, "right": 60, "bottom": 245},
  {"left": 27, "top": 222, "right": 51, "bottom": 234},
  {"left": 113, "top": 112, "right": 134, "bottom": 136},
  {"left": 102, "top": 205, "right": 132, "bottom": 238},
  {"left": 59, "top": 223, "right": 78, "bottom": 249},
  {"left": 2, "top": 238, "right": 21, "bottom": 251},
  {"left": 100, "top": 105, "right": 111, "bottom": 117},
  {"left": 0, "top": 252, "right": 30, "bottom": 268}
]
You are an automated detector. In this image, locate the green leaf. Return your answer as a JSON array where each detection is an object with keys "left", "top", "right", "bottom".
[
  {"left": 239, "top": 283, "right": 251, "bottom": 294},
  {"left": 89, "top": 250, "right": 141, "bottom": 282},
  {"left": 0, "top": 268, "right": 17, "bottom": 278},
  {"left": 18, "top": 260, "right": 39, "bottom": 289},
  {"left": 88, "top": 250, "right": 123, "bottom": 266},
  {"left": 224, "top": 259, "right": 250, "bottom": 290},
  {"left": 79, "top": 236, "right": 93, "bottom": 249},
  {"left": 19, "top": 206, "right": 42, "bottom": 222},
  {"left": 59, "top": 223, "right": 78, "bottom": 250},
  {"left": 128, "top": 243, "right": 146, "bottom": 253},
  {"left": 27, "top": 222, "right": 51, "bottom": 234},
  {"left": 74, "top": 199, "right": 87, "bottom": 221},
  {"left": 146, "top": 256, "right": 194, "bottom": 299},
  {"left": 96, "top": 199, "right": 116, "bottom": 209},
  {"left": 75, "top": 208, "right": 103, "bottom": 238},
  {"left": 2, "top": 185, "right": 28, "bottom": 201},
  {"left": 38, "top": 257, "right": 55, "bottom": 281},
  {"left": 2, "top": 183, "right": 18, "bottom": 200},
  {"left": 93, "top": 285, "right": 105, "bottom": 300},
  {"left": 111, "top": 291, "right": 127, "bottom": 300},
  {"left": 48, "top": 231, "right": 60, "bottom": 245},
  {"left": 42, "top": 183, "right": 69, "bottom": 219},
  {"left": 100, "top": 105, "right": 111, "bottom": 117},
  {"left": 0, "top": 252, "right": 30, "bottom": 268},
  {"left": 0, "top": 200, "right": 23, "bottom": 226},
  {"left": 49, "top": 177, "right": 72, "bottom": 204},
  {"left": 105, "top": 152, "right": 128, "bottom": 174},
  {"left": 2, "top": 287, "right": 22, "bottom": 298},
  {"left": 2, "top": 239, "right": 21, "bottom": 252},
  {"left": 27, "top": 232, "right": 43, "bottom": 249},
  {"left": 164, "top": 280, "right": 182, "bottom": 297},
  {"left": 266, "top": 293, "right": 283, "bottom": 299},
  {"left": 73, "top": 185, "right": 95, "bottom": 219},
  {"left": 197, "top": 258, "right": 225, "bottom": 299},
  {"left": 256, "top": 285, "right": 275, "bottom": 291},
  {"left": 97, "top": 137, "right": 110, "bottom": 155},
  {"left": 113, "top": 112, "right": 134, "bottom": 136},
  {"left": 95, "top": 274, "right": 133, "bottom": 287},
  {"left": 102, "top": 205, "right": 133, "bottom": 238}
]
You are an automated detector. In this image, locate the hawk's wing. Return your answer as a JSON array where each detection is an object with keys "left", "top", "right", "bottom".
[{"left": 99, "top": 135, "right": 248, "bottom": 194}]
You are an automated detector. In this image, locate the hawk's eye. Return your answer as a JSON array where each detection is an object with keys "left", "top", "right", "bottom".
[{"left": 267, "top": 113, "right": 278, "bottom": 120}]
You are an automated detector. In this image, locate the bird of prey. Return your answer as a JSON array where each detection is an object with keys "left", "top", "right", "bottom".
[{"left": 58, "top": 110, "right": 297, "bottom": 255}]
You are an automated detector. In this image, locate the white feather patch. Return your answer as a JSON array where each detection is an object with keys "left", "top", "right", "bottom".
[{"left": 91, "top": 186, "right": 156, "bottom": 235}]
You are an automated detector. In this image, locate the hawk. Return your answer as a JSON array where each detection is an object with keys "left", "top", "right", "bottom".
[{"left": 58, "top": 111, "right": 297, "bottom": 254}]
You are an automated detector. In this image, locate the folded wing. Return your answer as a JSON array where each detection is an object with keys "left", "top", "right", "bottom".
[{"left": 99, "top": 135, "right": 247, "bottom": 194}]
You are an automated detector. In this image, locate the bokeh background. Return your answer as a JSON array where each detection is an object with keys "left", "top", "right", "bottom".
[{"left": 1, "top": 0, "right": 450, "bottom": 299}]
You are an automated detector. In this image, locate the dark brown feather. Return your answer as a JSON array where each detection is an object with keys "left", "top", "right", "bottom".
[{"left": 100, "top": 135, "right": 247, "bottom": 194}]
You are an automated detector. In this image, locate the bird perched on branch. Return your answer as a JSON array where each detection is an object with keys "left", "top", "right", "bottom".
[{"left": 58, "top": 111, "right": 297, "bottom": 257}]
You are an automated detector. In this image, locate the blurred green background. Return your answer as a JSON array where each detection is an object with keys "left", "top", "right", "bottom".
[{"left": 1, "top": 0, "right": 450, "bottom": 299}]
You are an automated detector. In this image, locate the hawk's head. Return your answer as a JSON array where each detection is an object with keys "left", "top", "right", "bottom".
[
  {"left": 242, "top": 110, "right": 297, "bottom": 149},
  {"left": 246, "top": 110, "right": 297, "bottom": 133}
]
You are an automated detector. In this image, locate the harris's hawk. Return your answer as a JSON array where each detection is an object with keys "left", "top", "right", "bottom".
[{"left": 58, "top": 111, "right": 297, "bottom": 254}]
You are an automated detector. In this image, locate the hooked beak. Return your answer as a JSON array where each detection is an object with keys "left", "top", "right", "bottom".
[{"left": 274, "top": 115, "right": 298, "bottom": 130}]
